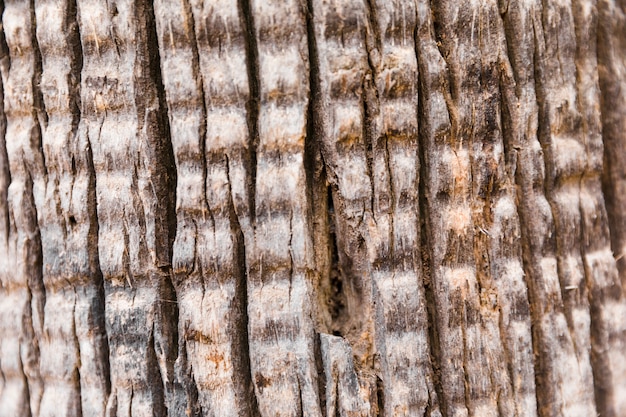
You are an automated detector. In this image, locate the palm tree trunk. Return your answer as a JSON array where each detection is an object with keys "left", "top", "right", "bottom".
[{"left": 1, "top": 0, "right": 625, "bottom": 416}]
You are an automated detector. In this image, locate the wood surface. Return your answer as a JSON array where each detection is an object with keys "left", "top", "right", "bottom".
[{"left": 0, "top": 0, "right": 625, "bottom": 416}]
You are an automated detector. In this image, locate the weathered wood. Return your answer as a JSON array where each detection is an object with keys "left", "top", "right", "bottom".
[
  {"left": 153, "top": 0, "right": 256, "bottom": 415},
  {"left": 1, "top": 1, "right": 626, "bottom": 416},
  {"left": 417, "top": 1, "right": 537, "bottom": 416},
  {"left": 1, "top": 2, "right": 47, "bottom": 415},
  {"left": 597, "top": 1, "right": 626, "bottom": 410},
  {"left": 76, "top": 0, "right": 177, "bottom": 415},
  {"left": 320, "top": 333, "right": 370, "bottom": 416},
  {"left": 34, "top": 1, "right": 111, "bottom": 416},
  {"left": 246, "top": 1, "right": 322, "bottom": 415}
]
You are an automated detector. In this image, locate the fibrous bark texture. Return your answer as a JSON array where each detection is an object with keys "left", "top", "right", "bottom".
[{"left": 0, "top": 0, "right": 625, "bottom": 416}]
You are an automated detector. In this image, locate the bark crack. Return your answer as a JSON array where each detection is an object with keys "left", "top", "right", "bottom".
[{"left": 239, "top": 0, "right": 260, "bottom": 225}]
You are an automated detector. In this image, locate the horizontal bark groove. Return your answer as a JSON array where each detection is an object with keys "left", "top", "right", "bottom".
[{"left": 1, "top": 1, "right": 625, "bottom": 416}]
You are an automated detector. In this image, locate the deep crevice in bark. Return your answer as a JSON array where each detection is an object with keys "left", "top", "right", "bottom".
[
  {"left": 0, "top": 0, "right": 8, "bottom": 247},
  {"left": 147, "top": 325, "right": 167, "bottom": 417},
  {"left": 226, "top": 154, "right": 260, "bottom": 417},
  {"left": 133, "top": 1, "right": 181, "bottom": 412},
  {"left": 415, "top": 34, "right": 446, "bottom": 417},
  {"left": 22, "top": 168, "right": 44, "bottom": 416},
  {"left": 29, "top": 0, "right": 48, "bottom": 140},
  {"left": 239, "top": 0, "right": 260, "bottom": 224},
  {"left": 598, "top": 0, "right": 626, "bottom": 284},
  {"left": 84, "top": 129, "right": 112, "bottom": 401},
  {"left": 71, "top": 295, "right": 84, "bottom": 417},
  {"left": 326, "top": 187, "right": 348, "bottom": 336},
  {"left": 0, "top": 75, "right": 8, "bottom": 251}
]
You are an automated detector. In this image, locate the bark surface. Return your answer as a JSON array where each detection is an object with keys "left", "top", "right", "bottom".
[{"left": 1, "top": 0, "right": 625, "bottom": 416}]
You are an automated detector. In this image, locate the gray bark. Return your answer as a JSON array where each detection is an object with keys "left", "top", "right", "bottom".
[{"left": 0, "top": 0, "right": 625, "bottom": 416}]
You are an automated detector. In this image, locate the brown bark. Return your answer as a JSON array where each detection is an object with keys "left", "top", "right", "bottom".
[{"left": 0, "top": 0, "right": 625, "bottom": 416}]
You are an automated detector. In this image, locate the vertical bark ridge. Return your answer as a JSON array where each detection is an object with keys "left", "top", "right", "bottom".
[
  {"left": 1, "top": 1, "right": 48, "bottom": 415},
  {"left": 430, "top": 1, "right": 537, "bottom": 416},
  {"left": 416, "top": 1, "right": 535, "bottom": 415},
  {"left": 532, "top": 5, "right": 599, "bottom": 415},
  {"left": 319, "top": 334, "right": 370, "bottom": 416},
  {"left": 499, "top": 2, "right": 597, "bottom": 415},
  {"left": 154, "top": 0, "right": 258, "bottom": 414},
  {"left": 367, "top": 1, "right": 441, "bottom": 415},
  {"left": 76, "top": 0, "right": 177, "bottom": 414},
  {"left": 546, "top": 0, "right": 626, "bottom": 415},
  {"left": 597, "top": 0, "right": 626, "bottom": 412},
  {"left": 599, "top": 0, "right": 626, "bottom": 283},
  {"left": 418, "top": 5, "right": 475, "bottom": 416},
  {"left": 246, "top": 0, "right": 322, "bottom": 415},
  {"left": 34, "top": 0, "right": 109, "bottom": 415}
]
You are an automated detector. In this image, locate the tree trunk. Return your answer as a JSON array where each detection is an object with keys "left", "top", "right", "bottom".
[{"left": 0, "top": 0, "right": 625, "bottom": 416}]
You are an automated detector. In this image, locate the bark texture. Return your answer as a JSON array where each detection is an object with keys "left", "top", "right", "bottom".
[{"left": 0, "top": 0, "right": 625, "bottom": 416}]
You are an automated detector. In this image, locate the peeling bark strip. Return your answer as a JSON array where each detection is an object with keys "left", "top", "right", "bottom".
[{"left": 2, "top": 1, "right": 626, "bottom": 416}]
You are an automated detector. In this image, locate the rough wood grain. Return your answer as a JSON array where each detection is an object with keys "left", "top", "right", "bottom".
[
  {"left": 153, "top": 0, "right": 256, "bottom": 415},
  {"left": 309, "top": 0, "right": 378, "bottom": 400},
  {"left": 1, "top": 1, "right": 626, "bottom": 416},
  {"left": 34, "top": 1, "right": 110, "bottom": 415},
  {"left": 498, "top": 2, "right": 594, "bottom": 415},
  {"left": 245, "top": 1, "right": 322, "bottom": 415},
  {"left": 414, "top": 1, "right": 535, "bottom": 415},
  {"left": 597, "top": 0, "right": 626, "bottom": 409},
  {"left": 1, "top": 2, "right": 47, "bottom": 415},
  {"left": 534, "top": 1, "right": 626, "bottom": 415},
  {"left": 76, "top": 0, "right": 177, "bottom": 415},
  {"left": 310, "top": 0, "right": 440, "bottom": 414}
]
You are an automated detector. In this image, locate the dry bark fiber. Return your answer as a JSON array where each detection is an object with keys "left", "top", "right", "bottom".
[{"left": 0, "top": 0, "right": 626, "bottom": 416}]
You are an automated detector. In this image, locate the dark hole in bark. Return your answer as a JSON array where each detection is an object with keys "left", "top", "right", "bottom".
[
  {"left": 327, "top": 185, "right": 348, "bottom": 337},
  {"left": 376, "top": 374, "right": 385, "bottom": 416}
]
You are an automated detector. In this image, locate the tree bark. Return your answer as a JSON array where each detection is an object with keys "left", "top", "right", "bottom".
[{"left": 0, "top": 0, "right": 625, "bottom": 416}]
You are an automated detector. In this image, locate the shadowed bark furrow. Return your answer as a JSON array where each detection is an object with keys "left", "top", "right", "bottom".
[
  {"left": 597, "top": 0, "right": 626, "bottom": 411},
  {"left": 0, "top": 0, "right": 9, "bottom": 409},
  {"left": 0, "top": 1, "right": 48, "bottom": 415},
  {"left": 154, "top": 0, "right": 257, "bottom": 414},
  {"left": 152, "top": 1, "right": 207, "bottom": 415},
  {"left": 34, "top": 0, "right": 110, "bottom": 415},
  {"left": 246, "top": 0, "right": 322, "bottom": 415},
  {"left": 76, "top": 0, "right": 177, "bottom": 415},
  {"left": 599, "top": 0, "right": 626, "bottom": 281}
]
